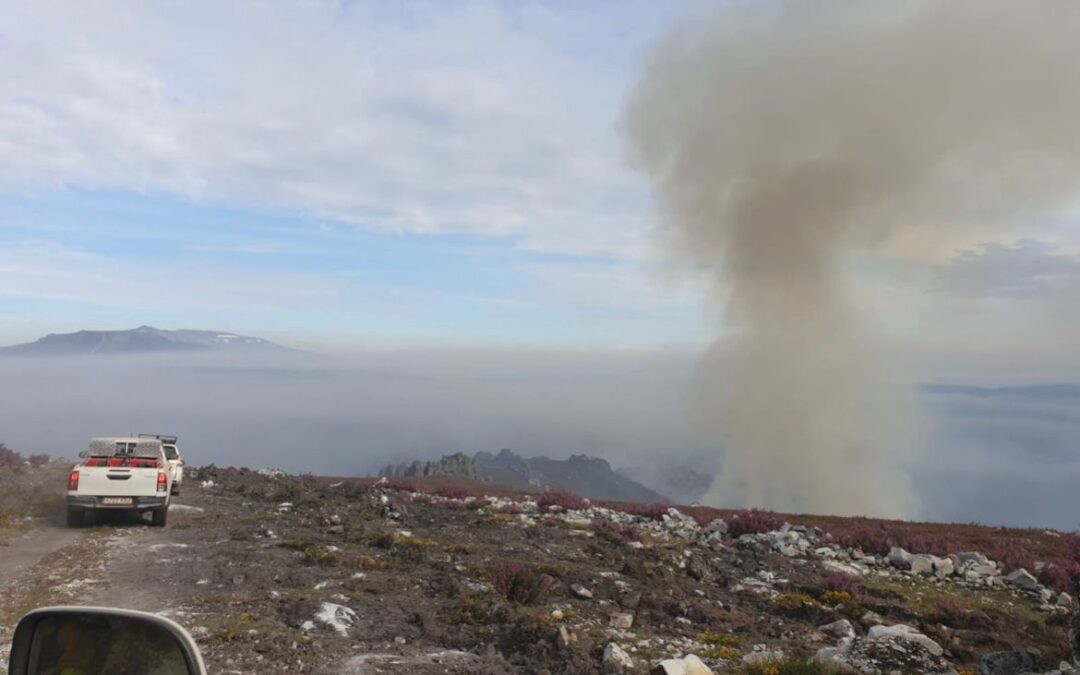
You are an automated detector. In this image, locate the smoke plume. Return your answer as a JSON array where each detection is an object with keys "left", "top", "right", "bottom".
[{"left": 625, "top": 1, "right": 1080, "bottom": 517}]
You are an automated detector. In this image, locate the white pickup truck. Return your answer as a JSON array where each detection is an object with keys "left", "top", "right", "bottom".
[
  {"left": 139, "top": 433, "right": 184, "bottom": 495},
  {"left": 66, "top": 437, "right": 172, "bottom": 527}
]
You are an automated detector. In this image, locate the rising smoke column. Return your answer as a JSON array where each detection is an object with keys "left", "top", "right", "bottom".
[{"left": 625, "top": 1, "right": 1080, "bottom": 517}]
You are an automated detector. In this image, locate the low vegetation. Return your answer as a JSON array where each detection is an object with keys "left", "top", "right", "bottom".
[{"left": 489, "top": 562, "right": 554, "bottom": 605}]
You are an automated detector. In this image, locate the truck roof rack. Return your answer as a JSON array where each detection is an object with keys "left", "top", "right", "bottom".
[{"left": 138, "top": 434, "right": 178, "bottom": 444}]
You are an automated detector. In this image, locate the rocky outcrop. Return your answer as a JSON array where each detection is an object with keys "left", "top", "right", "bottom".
[{"left": 377, "top": 449, "right": 668, "bottom": 502}]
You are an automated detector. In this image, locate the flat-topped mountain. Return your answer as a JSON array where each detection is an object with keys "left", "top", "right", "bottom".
[{"left": 0, "top": 326, "right": 296, "bottom": 356}]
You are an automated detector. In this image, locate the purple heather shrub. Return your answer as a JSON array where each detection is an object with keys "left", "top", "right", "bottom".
[
  {"left": 537, "top": 489, "right": 588, "bottom": 511},
  {"left": 726, "top": 509, "right": 784, "bottom": 538},
  {"left": 489, "top": 563, "right": 553, "bottom": 605}
]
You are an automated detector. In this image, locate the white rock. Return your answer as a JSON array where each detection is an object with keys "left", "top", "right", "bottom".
[
  {"left": 571, "top": 584, "right": 594, "bottom": 599},
  {"left": 969, "top": 562, "right": 999, "bottom": 578},
  {"left": 702, "top": 518, "right": 728, "bottom": 535},
  {"left": 683, "top": 654, "right": 713, "bottom": 675},
  {"left": 603, "top": 643, "right": 635, "bottom": 673},
  {"left": 909, "top": 555, "right": 934, "bottom": 576},
  {"left": 1058, "top": 592, "right": 1073, "bottom": 607},
  {"left": 887, "top": 547, "right": 913, "bottom": 569},
  {"left": 867, "top": 624, "right": 943, "bottom": 657},
  {"left": 650, "top": 659, "right": 687, "bottom": 675},
  {"left": 956, "top": 551, "right": 989, "bottom": 565},
  {"left": 933, "top": 557, "right": 955, "bottom": 578},
  {"left": 314, "top": 602, "right": 357, "bottom": 637},
  {"left": 822, "top": 560, "right": 865, "bottom": 577},
  {"left": 1005, "top": 568, "right": 1039, "bottom": 591},
  {"left": 819, "top": 619, "right": 856, "bottom": 640}
]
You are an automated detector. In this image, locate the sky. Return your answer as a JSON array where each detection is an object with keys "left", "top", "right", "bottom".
[
  {"left": 0, "top": 1, "right": 706, "bottom": 352},
  {"left": 2, "top": 0, "right": 1080, "bottom": 372}
]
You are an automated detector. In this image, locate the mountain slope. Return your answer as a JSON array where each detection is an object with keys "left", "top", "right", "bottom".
[{"left": 0, "top": 326, "right": 295, "bottom": 356}]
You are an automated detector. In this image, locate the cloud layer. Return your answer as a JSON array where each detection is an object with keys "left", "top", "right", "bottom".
[{"left": 0, "top": 1, "right": 679, "bottom": 258}]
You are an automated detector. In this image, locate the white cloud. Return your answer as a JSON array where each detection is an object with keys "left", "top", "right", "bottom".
[
  {"left": 0, "top": 239, "right": 348, "bottom": 310},
  {"left": 0, "top": 1, "right": 668, "bottom": 258}
]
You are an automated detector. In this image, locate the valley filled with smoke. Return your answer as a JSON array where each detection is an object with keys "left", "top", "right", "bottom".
[{"left": 1, "top": 351, "right": 1077, "bottom": 531}]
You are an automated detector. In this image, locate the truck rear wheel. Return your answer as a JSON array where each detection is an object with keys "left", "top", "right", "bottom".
[
  {"left": 66, "top": 509, "right": 84, "bottom": 528},
  {"left": 151, "top": 507, "right": 168, "bottom": 527}
]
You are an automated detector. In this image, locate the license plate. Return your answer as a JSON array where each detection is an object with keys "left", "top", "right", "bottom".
[{"left": 101, "top": 497, "right": 133, "bottom": 506}]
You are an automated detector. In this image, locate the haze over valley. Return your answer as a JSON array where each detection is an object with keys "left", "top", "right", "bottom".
[{"left": 2, "top": 327, "right": 1077, "bottom": 531}]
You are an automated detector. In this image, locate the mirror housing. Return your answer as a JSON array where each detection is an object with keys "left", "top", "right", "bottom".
[
  {"left": 77, "top": 451, "right": 87, "bottom": 459},
  {"left": 8, "top": 606, "right": 208, "bottom": 675}
]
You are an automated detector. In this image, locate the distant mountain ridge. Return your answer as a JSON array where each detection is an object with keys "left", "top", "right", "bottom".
[
  {"left": 376, "top": 448, "right": 668, "bottom": 503},
  {"left": 0, "top": 326, "right": 295, "bottom": 356}
]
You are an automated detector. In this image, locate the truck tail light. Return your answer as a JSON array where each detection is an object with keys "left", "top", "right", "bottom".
[
  {"left": 157, "top": 471, "right": 168, "bottom": 493},
  {"left": 68, "top": 470, "right": 80, "bottom": 491}
]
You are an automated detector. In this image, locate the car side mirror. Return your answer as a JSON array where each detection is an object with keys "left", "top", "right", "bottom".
[
  {"left": 8, "top": 606, "right": 208, "bottom": 675},
  {"left": 77, "top": 451, "right": 87, "bottom": 459}
]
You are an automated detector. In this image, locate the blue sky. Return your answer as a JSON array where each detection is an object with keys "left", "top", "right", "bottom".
[
  {"left": 0, "top": 1, "right": 706, "bottom": 350},
  {"left": 0, "top": 187, "right": 705, "bottom": 350},
  {"left": 1, "top": 0, "right": 1079, "bottom": 375}
]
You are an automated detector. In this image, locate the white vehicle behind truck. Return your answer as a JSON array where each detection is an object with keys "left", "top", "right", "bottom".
[
  {"left": 67, "top": 437, "right": 172, "bottom": 527},
  {"left": 139, "top": 433, "right": 184, "bottom": 495}
]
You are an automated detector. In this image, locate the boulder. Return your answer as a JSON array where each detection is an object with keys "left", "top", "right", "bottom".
[
  {"left": 1005, "top": 568, "right": 1039, "bottom": 592},
  {"left": 934, "top": 556, "right": 955, "bottom": 578},
  {"left": 651, "top": 660, "right": 686, "bottom": 675},
  {"left": 603, "top": 643, "right": 636, "bottom": 673},
  {"left": 910, "top": 554, "right": 935, "bottom": 576},
  {"left": 819, "top": 619, "right": 856, "bottom": 640},
  {"left": 844, "top": 627, "right": 952, "bottom": 674},
  {"left": 978, "top": 650, "right": 1035, "bottom": 675},
  {"left": 1058, "top": 592, "right": 1074, "bottom": 608},
  {"left": 887, "top": 547, "right": 913, "bottom": 569},
  {"left": 957, "top": 551, "right": 990, "bottom": 565},
  {"left": 822, "top": 560, "right": 865, "bottom": 577},
  {"left": 701, "top": 518, "right": 728, "bottom": 536},
  {"left": 867, "top": 624, "right": 944, "bottom": 657},
  {"left": 683, "top": 655, "right": 714, "bottom": 675},
  {"left": 969, "top": 563, "right": 999, "bottom": 578}
]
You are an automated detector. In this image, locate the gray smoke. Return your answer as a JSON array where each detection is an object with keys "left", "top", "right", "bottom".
[{"left": 625, "top": 0, "right": 1080, "bottom": 517}]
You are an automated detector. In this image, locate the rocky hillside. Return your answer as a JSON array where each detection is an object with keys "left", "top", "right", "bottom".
[
  {"left": 2, "top": 455, "right": 1079, "bottom": 674},
  {"left": 376, "top": 448, "right": 668, "bottom": 503}
]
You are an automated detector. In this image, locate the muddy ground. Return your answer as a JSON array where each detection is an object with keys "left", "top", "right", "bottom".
[{"left": 0, "top": 462, "right": 1073, "bottom": 674}]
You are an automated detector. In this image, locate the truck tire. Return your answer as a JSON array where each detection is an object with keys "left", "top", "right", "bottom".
[
  {"left": 66, "top": 509, "right": 84, "bottom": 528},
  {"left": 170, "top": 483, "right": 180, "bottom": 496},
  {"left": 151, "top": 507, "right": 168, "bottom": 527}
]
